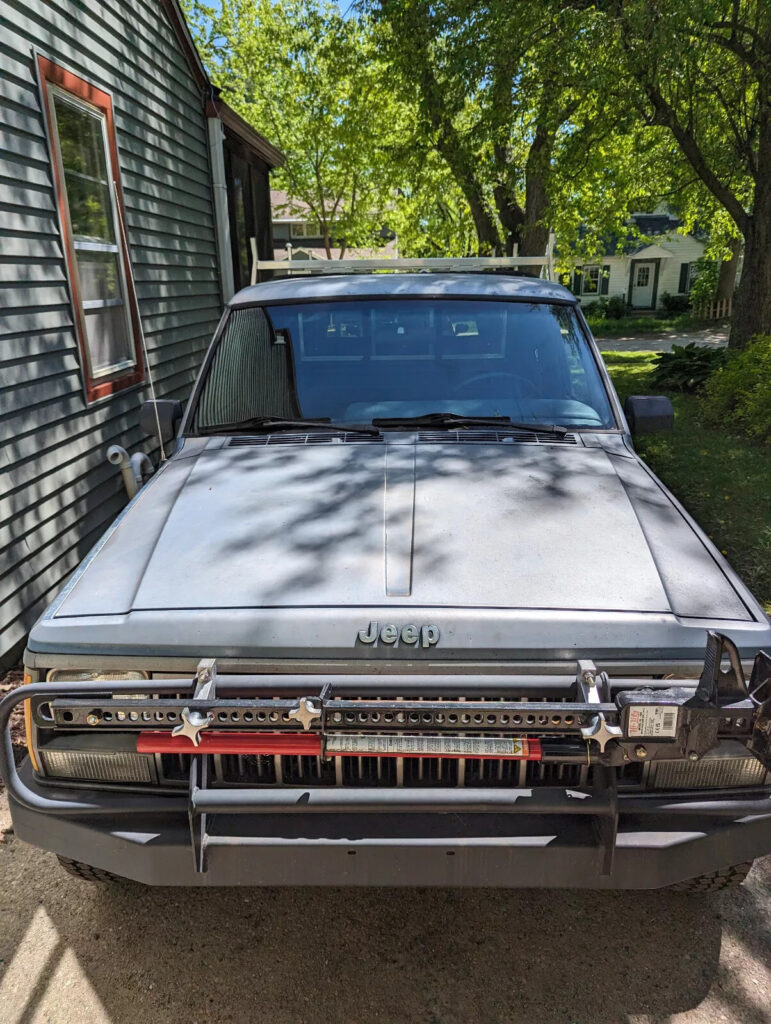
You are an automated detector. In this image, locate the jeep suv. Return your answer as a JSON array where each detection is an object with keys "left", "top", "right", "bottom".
[{"left": 3, "top": 271, "right": 770, "bottom": 889}]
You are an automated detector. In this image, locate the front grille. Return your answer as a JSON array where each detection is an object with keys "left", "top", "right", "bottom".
[
  {"left": 214, "top": 753, "right": 597, "bottom": 789},
  {"left": 159, "top": 752, "right": 191, "bottom": 784},
  {"left": 404, "top": 756, "right": 459, "bottom": 787},
  {"left": 219, "top": 753, "right": 277, "bottom": 784},
  {"left": 342, "top": 756, "right": 396, "bottom": 787}
]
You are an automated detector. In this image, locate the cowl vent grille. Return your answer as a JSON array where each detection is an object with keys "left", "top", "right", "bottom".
[
  {"left": 229, "top": 433, "right": 385, "bottom": 447},
  {"left": 417, "top": 429, "right": 579, "bottom": 445}
]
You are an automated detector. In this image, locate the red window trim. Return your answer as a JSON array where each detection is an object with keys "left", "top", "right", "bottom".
[{"left": 37, "top": 55, "right": 144, "bottom": 403}]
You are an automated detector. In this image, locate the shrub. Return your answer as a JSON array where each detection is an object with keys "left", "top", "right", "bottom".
[
  {"left": 661, "top": 292, "right": 691, "bottom": 314},
  {"left": 605, "top": 294, "right": 626, "bottom": 319},
  {"left": 650, "top": 342, "right": 726, "bottom": 392},
  {"left": 701, "top": 335, "right": 771, "bottom": 443},
  {"left": 582, "top": 298, "right": 607, "bottom": 317}
]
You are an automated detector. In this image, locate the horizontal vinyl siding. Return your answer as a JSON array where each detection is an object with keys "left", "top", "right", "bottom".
[
  {"left": 656, "top": 236, "right": 705, "bottom": 304},
  {"left": 0, "top": 0, "right": 223, "bottom": 666}
]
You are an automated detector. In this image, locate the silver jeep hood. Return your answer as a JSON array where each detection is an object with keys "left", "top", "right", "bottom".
[{"left": 29, "top": 437, "right": 770, "bottom": 663}]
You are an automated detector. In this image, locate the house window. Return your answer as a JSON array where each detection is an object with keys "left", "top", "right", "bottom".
[
  {"left": 678, "top": 261, "right": 698, "bottom": 294},
  {"left": 636, "top": 265, "right": 650, "bottom": 287},
  {"left": 290, "top": 220, "right": 322, "bottom": 239},
  {"left": 582, "top": 266, "right": 600, "bottom": 294},
  {"left": 38, "top": 57, "right": 143, "bottom": 402}
]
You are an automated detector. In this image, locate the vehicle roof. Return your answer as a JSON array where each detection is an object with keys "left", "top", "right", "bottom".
[{"left": 228, "top": 273, "right": 576, "bottom": 307}]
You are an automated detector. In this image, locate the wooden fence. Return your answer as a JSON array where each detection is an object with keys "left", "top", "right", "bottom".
[{"left": 693, "top": 297, "right": 732, "bottom": 320}]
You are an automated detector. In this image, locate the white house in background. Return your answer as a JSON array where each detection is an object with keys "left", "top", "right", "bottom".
[{"left": 566, "top": 212, "right": 706, "bottom": 310}]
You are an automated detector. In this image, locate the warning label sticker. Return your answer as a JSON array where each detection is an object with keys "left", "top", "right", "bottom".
[
  {"left": 627, "top": 705, "right": 679, "bottom": 739},
  {"left": 326, "top": 734, "right": 529, "bottom": 758}
]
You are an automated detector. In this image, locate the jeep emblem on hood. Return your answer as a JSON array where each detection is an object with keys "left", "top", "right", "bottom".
[{"left": 358, "top": 622, "right": 440, "bottom": 648}]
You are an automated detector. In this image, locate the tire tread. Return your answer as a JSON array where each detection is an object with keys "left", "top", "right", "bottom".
[
  {"left": 669, "top": 861, "right": 754, "bottom": 893},
  {"left": 56, "top": 855, "right": 124, "bottom": 883}
]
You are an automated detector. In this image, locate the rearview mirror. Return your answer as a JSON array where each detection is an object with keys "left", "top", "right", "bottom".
[
  {"left": 623, "top": 395, "right": 674, "bottom": 435},
  {"left": 141, "top": 399, "right": 183, "bottom": 443}
]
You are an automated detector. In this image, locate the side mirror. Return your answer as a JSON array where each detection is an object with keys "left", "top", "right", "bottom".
[
  {"left": 141, "top": 399, "right": 183, "bottom": 443},
  {"left": 623, "top": 395, "right": 674, "bottom": 435}
]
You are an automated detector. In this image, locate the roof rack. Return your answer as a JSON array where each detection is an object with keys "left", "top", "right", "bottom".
[{"left": 249, "top": 253, "right": 554, "bottom": 286}]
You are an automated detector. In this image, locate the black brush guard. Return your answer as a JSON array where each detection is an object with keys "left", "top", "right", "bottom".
[{"left": 3, "top": 633, "right": 770, "bottom": 875}]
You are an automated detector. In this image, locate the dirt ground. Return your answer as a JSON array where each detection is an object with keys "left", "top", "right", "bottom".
[{"left": 0, "top": 790, "right": 768, "bottom": 1024}]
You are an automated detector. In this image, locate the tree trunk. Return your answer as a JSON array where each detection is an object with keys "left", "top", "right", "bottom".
[
  {"left": 729, "top": 212, "right": 771, "bottom": 348},
  {"left": 728, "top": 75, "right": 770, "bottom": 347},
  {"left": 716, "top": 237, "right": 741, "bottom": 302},
  {"left": 460, "top": 182, "right": 502, "bottom": 254},
  {"left": 492, "top": 183, "right": 523, "bottom": 256},
  {"left": 516, "top": 121, "right": 552, "bottom": 274}
]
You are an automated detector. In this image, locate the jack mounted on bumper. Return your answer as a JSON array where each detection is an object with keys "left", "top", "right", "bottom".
[{"left": 2, "top": 632, "right": 771, "bottom": 884}]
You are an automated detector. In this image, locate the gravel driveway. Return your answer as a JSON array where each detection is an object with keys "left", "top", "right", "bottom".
[{"left": 1, "top": 792, "right": 769, "bottom": 1024}]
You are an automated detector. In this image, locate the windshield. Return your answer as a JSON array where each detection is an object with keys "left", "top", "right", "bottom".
[{"left": 193, "top": 298, "right": 616, "bottom": 431}]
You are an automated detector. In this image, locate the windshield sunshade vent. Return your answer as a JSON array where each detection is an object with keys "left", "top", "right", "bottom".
[
  {"left": 416, "top": 429, "right": 579, "bottom": 445},
  {"left": 228, "top": 433, "right": 385, "bottom": 447}
]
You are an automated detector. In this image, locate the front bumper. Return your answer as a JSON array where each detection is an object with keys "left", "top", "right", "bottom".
[
  {"left": 9, "top": 760, "right": 771, "bottom": 887},
  {"left": 4, "top": 634, "right": 771, "bottom": 887}
]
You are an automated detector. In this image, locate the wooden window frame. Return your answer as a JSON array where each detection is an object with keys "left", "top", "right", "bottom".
[{"left": 38, "top": 56, "right": 144, "bottom": 402}]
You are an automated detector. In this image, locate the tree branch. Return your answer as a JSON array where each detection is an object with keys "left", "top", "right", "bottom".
[{"left": 642, "top": 80, "right": 749, "bottom": 233}]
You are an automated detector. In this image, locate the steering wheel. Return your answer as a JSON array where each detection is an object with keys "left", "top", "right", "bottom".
[{"left": 451, "top": 371, "right": 537, "bottom": 398}]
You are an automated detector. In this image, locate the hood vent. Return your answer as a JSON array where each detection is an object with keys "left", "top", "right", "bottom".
[
  {"left": 417, "top": 428, "right": 579, "bottom": 445},
  {"left": 229, "top": 432, "right": 385, "bottom": 447}
]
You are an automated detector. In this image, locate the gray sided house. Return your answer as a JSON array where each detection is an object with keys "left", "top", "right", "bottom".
[{"left": 0, "top": 0, "right": 283, "bottom": 667}]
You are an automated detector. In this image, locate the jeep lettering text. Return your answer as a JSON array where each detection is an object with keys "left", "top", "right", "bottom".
[{"left": 357, "top": 622, "right": 440, "bottom": 648}]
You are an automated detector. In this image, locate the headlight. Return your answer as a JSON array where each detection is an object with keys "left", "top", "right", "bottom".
[
  {"left": 39, "top": 735, "right": 157, "bottom": 785},
  {"left": 648, "top": 743, "right": 768, "bottom": 789},
  {"left": 46, "top": 669, "right": 148, "bottom": 682}
]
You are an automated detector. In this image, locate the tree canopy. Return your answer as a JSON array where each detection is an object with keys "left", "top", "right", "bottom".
[
  {"left": 183, "top": 0, "right": 406, "bottom": 257},
  {"left": 185, "top": 0, "right": 770, "bottom": 345},
  {"left": 593, "top": 0, "right": 770, "bottom": 345}
]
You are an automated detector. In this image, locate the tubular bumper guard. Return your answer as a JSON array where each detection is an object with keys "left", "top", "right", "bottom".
[{"left": 3, "top": 633, "right": 771, "bottom": 887}]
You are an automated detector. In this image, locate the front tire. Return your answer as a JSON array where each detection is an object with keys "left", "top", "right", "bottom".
[
  {"left": 668, "top": 861, "right": 754, "bottom": 893},
  {"left": 56, "top": 855, "right": 125, "bottom": 883}
]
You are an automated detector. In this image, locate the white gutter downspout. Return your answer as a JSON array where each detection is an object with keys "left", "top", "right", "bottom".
[{"left": 207, "top": 115, "right": 235, "bottom": 302}]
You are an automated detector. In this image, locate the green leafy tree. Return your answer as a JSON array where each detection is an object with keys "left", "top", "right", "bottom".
[
  {"left": 364, "top": 1, "right": 581, "bottom": 259},
  {"left": 387, "top": 148, "right": 478, "bottom": 257},
  {"left": 183, "top": 0, "right": 406, "bottom": 258},
  {"left": 595, "top": 1, "right": 771, "bottom": 347},
  {"left": 366, "top": 1, "right": 677, "bottom": 268}
]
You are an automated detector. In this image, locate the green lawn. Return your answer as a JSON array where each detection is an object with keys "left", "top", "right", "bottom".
[
  {"left": 604, "top": 350, "right": 771, "bottom": 612},
  {"left": 587, "top": 313, "right": 715, "bottom": 337}
]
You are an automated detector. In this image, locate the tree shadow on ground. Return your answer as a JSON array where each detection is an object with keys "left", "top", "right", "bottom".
[{"left": 2, "top": 828, "right": 769, "bottom": 1024}]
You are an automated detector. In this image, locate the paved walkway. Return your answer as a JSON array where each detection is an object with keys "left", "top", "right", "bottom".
[{"left": 595, "top": 327, "right": 729, "bottom": 352}]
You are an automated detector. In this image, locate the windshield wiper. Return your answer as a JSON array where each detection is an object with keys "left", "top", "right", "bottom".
[
  {"left": 372, "top": 413, "right": 568, "bottom": 435},
  {"left": 202, "top": 416, "right": 381, "bottom": 436}
]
